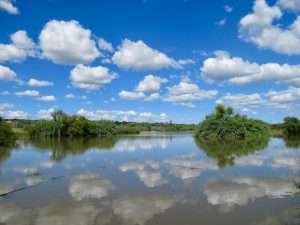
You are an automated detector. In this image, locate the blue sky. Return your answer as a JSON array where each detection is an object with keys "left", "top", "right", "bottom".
[{"left": 0, "top": 0, "right": 300, "bottom": 123}]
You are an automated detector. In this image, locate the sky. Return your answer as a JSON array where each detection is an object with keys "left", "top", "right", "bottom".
[{"left": 0, "top": 0, "right": 300, "bottom": 124}]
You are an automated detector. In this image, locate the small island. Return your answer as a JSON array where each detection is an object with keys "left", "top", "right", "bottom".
[{"left": 194, "top": 104, "right": 271, "bottom": 142}]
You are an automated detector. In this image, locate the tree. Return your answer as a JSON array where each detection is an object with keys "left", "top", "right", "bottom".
[
  {"left": 215, "top": 104, "right": 225, "bottom": 119},
  {"left": 214, "top": 105, "right": 234, "bottom": 119},
  {"left": 51, "top": 110, "right": 66, "bottom": 123},
  {"left": 283, "top": 116, "right": 300, "bottom": 136},
  {"left": 68, "top": 116, "right": 97, "bottom": 137},
  {"left": 225, "top": 106, "right": 234, "bottom": 117},
  {"left": 51, "top": 110, "right": 67, "bottom": 138}
]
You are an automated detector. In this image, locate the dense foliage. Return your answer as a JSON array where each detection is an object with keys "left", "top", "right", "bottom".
[
  {"left": 194, "top": 105, "right": 271, "bottom": 141},
  {"left": 27, "top": 110, "right": 119, "bottom": 138},
  {"left": 0, "top": 117, "right": 16, "bottom": 146},
  {"left": 283, "top": 117, "right": 300, "bottom": 137}
]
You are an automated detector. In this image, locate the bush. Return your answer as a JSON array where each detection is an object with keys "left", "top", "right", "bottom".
[
  {"left": 0, "top": 118, "right": 16, "bottom": 146},
  {"left": 68, "top": 116, "right": 97, "bottom": 137},
  {"left": 94, "top": 120, "right": 117, "bottom": 137},
  {"left": 283, "top": 117, "right": 300, "bottom": 137}
]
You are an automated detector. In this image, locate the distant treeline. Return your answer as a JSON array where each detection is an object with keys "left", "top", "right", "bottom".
[{"left": 1, "top": 110, "right": 195, "bottom": 142}]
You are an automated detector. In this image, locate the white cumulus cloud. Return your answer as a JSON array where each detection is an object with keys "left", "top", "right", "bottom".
[
  {"left": 70, "top": 64, "right": 117, "bottom": 90},
  {"left": 27, "top": 78, "right": 53, "bottom": 87},
  {"left": 119, "top": 90, "right": 145, "bottom": 100},
  {"left": 0, "top": 103, "right": 14, "bottom": 110},
  {"left": 36, "top": 108, "right": 55, "bottom": 120},
  {"left": 0, "top": 0, "right": 18, "bottom": 14},
  {"left": 278, "top": 0, "right": 300, "bottom": 12},
  {"left": 112, "top": 39, "right": 180, "bottom": 71},
  {"left": 65, "top": 93, "right": 87, "bottom": 99},
  {"left": 0, "top": 65, "right": 22, "bottom": 83},
  {"left": 162, "top": 78, "right": 218, "bottom": 107},
  {"left": 136, "top": 75, "right": 168, "bottom": 92},
  {"left": 239, "top": 0, "right": 300, "bottom": 55},
  {"left": 36, "top": 95, "right": 56, "bottom": 102},
  {"left": 39, "top": 20, "right": 100, "bottom": 65},
  {"left": 15, "top": 90, "right": 39, "bottom": 96},
  {"left": 201, "top": 50, "right": 300, "bottom": 85},
  {"left": 216, "top": 93, "right": 265, "bottom": 108},
  {"left": 0, "top": 110, "right": 29, "bottom": 119},
  {"left": 98, "top": 37, "right": 114, "bottom": 52},
  {"left": 0, "top": 30, "right": 36, "bottom": 63}
]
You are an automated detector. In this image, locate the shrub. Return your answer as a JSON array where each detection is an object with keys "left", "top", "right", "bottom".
[
  {"left": 283, "top": 117, "right": 300, "bottom": 136},
  {"left": 94, "top": 120, "right": 117, "bottom": 137},
  {"left": 0, "top": 118, "right": 16, "bottom": 146},
  {"left": 68, "top": 116, "right": 97, "bottom": 137}
]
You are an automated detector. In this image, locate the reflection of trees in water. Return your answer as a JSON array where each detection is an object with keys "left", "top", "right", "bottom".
[
  {"left": 282, "top": 136, "right": 300, "bottom": 149},
  {"left": 0, "top": 134, "right": 175, "bottom": 164},
  {"left": 0, "top": 147, "right": 12, "bottom": 164},
  {"left": 30, "top": 137, "right": 117, "bottom": 162},
  {"left": 194, "top": 136, "right": 269, "bottom": 168},
  {"left": 0, "top": 142, "right": 21, "bottom": 168}
]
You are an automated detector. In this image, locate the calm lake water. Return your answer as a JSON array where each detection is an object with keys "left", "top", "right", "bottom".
[{"left": 0, "top": 133, "right": 300, "bottom": 225}]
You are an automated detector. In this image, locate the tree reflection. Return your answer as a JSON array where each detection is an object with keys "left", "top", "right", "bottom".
[
  {"left": 194, "top": 136, "right": 269, "bottom": 168},
  {"left": 30, "top": 137, "right": 117, "bottom": 162},
  {"left": 0, "top": 142, "right": 21, "bottom": 167},
  {"left": 282, "top": 136, "right": 300, "bottom": 149}
]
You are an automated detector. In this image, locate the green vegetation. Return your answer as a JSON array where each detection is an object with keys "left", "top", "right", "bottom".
[
  {"left": 194, "top": 105, "right": 271, "bottom": 141},
  {"left": 28, "top": 111, "right": 120, "bottom": 138},
  {"left": 282, "top": 136, "right": 300, "bottom": 149},
  {"left": 0, "top": 117, "right": 16, "bottom": 146},
  {"left": 270, "top": 117, "right": 300, "bottom": 137},
  {"left": 13, "top": 110, "right": 194, "bottom": 139},
  {"left": 270, "top": 117, "right": 300, "bottom": 148},
  {"left": 283, "top": 117, "right": 300, "bottom": 137},
  {"left": 194, "top": 105, "right": 271, "bottom": 168}
]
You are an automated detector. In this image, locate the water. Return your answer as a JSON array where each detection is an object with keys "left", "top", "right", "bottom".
[{"left": 0, "top": 133, "right": 299, "bottom": 225}]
